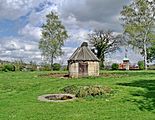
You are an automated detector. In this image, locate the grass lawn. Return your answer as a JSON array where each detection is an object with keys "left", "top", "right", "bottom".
[{"left": 0, "top": 70, "right": 155, "bottom": 120}]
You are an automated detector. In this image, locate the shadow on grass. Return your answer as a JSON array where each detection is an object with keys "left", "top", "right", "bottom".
[
  {"left": 112, "top": 71, "right": 155, "bottom": 76},
  {"left": 118, "top": 80, "right": 155, "bottom": 111}
]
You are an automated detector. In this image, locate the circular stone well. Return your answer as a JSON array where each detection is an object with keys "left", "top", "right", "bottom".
[{"left": 38, "top": 94, "right": 76, "bottom": 102}]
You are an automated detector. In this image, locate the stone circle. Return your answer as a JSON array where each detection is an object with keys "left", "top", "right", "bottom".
[{"left": 38, "top": 94, "right": 76, "bottom": 102}]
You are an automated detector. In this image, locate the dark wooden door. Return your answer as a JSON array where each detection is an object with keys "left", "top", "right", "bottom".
[{"left": 79, "top": 62, "right": 88, "bottom": 76}]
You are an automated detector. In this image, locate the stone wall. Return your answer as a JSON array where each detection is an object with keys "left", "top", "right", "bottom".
[
  {"left": 68, "top": 62, "right": 78, "bottom": 78},
  {"left": 88, "top": 61, "right": 99, "bottom": 76}
]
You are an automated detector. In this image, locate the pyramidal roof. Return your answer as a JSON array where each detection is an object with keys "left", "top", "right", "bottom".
[
  {"left": 68, "top": 42, "right": 99, "bottom": 61},
  {"left": 123, "top": 57, "right": 129, "bottom": 61}
]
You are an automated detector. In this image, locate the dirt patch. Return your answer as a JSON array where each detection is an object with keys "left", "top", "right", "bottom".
[
  {"left": 99, "top": 73, "right": 129, "bottom": 78},
  {"left": 38, "top": 73, "right": 69, "bottom": 78},
  {"left": 38, "top": 94, "right": 76, "bottom": 102},
  {"left": 38, "top": 73, "right": 128, "bottom": 78}
]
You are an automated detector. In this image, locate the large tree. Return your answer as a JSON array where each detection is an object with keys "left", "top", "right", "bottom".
[
  {"left": 39, "top": 11, "right": 68, "bottom": 70},
  {"left": 146, "top": 45, "right": 155, "bottom": 62},
  {"left": 121, "top": 0, "right": 155, "bottom": 70},
  {"left": 88, "top": 30, "right": 122, "bottom": 69}
]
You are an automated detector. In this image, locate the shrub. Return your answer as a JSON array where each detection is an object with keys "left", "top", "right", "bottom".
[
  {"left": 0, "top": 64, "right": 3, "bottom": 71},
  {"left": 28, "top": 61, "right": 37, "bottom": 71},
  {"left": 148, "top": 65, "right": 155, "bottom": 70},
  {"left": 111, "top": 63, "right": 119, "bottom": 70},
  {"left": 39, "top": 64, "right": 51, "bottom": 71},
  {"left": 100, "top": 64, "right": 104, "bottom": 70},
  {"left": 62, "top": 65, "right": 68, "bottom": 71},
  {"left": 14, "top": 64, "right": 25, "bottom": 71},
  {"left": 76, "top": 85, "right": 112, "bottom": 97},
  {"left": 62, "top": 85, "right": 113, "bottom": 98},
  {"left": 138, "top": 61, "right": 144, "bottom": 70},
  {"left": 25, "top": 65, "right": 37, "bottom": 71},
  {"left": 62, "top": 85, "right": 78, "bottom": 94},
  {"left": 2, "top": 64, "right": 15, "bottom": 72},
  {"left": 14, "top": 60, "right": 25, "bottom": 71},
  {"left": 52, "top": 63, "right": 61, "bottom": 71}
]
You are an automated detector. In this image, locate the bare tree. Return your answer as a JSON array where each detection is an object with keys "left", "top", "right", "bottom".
[{"left": 88, "top": 30, "right": 122, "bottom": 69}]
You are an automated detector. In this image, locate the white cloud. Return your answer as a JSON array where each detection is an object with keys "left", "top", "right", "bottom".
[
  {"left": 0, "top": 0, "right": 64, "bottom": 63},
  {"left": 60, "top": 0, "right": 130, "bottom": 32},
  {"left": 28, "top": 0, "right": 60, "bottom": 26},
  {"left": 0, "top": 0, "right": 145, "bottom": 65},
  {"left": 0, "top": 37, "right": 42, "bottom": 63},
  {"left": 0, "top": 0, "right": 62, "bottom": 20},
  {"left": 19, "top": 24, "right": 41, "bottom": 41},
  {"left": 0, "top": 0, "right": 33, "bottom": 20}
]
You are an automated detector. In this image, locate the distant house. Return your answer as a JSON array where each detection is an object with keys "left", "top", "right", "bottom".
[
  {"left": 119, "top": 57, "right": 130, "bottom": 70},
  {"left": 119, "top": 57, "right": 139, "bottom": 70},
  {"left": 68, "top": 42, "right": 99, "bottom": 78}
]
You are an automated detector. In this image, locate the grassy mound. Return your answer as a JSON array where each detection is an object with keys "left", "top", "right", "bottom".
[{"left": 62, "top": 85, "right": 113, "bottom": 98}]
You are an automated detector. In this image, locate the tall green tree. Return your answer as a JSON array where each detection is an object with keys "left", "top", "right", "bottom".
[
  {"left": 39, "top": 11, "right": 68, "bottom": 70},
  {"left": 146, "top": 45, "right": 155, "bottom": 62},
  {"left": 88, "top": 30, "right": 122, "bottom": 69},
  {"left": 121, "top": 0, "right": 155, "bottom": 70}
]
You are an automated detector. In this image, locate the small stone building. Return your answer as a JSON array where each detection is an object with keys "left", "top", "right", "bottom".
[{"left": 68, "top": 42, "right": 99, "bottom": 78}]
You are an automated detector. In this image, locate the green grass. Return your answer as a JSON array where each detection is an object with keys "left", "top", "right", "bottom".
[{"left": 1, "top": 70, "right": 155, "bottom": 120}]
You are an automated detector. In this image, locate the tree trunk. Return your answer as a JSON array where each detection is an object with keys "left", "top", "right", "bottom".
[
  {"left": 143, "top": 28, "right": 149, "bottom": 70},
  {"left": 100, "top": 55, "right": 105, "bottom": 70},
  {"left": 144, "top": 43, "right": 147, "bottom": 70},
  {"left": 50, "top": 55, "right": 54, "bottom": 71},
  {"left": 143, "top": 32, "right": 148, "bottom": 70}
]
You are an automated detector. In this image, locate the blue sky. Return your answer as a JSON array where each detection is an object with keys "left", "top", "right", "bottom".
[{"left": 0, "top": 0, "right": 143, "bottom": 64}]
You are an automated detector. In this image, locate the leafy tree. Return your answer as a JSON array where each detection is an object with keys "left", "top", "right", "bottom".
[
  {"left": 138, "top": 60, "right": 144, "bottom": 70},
  {"left": 52, "top": 63, "right": 61, "bottom": 71},
  {"left": 111, "top": 63, "right": 119, "bottom": 70},
  {"left": 39, "top": 11, "right": 68, "bottom": 70},
  {"left": 88, "top": 30, "right": 122, "bottom": 69},
  {"left": 121, "top": 0, "right": 155, "bottom": 70},
  {"left": 141, "top": 44, "right": 155, "bottom": 62},
  {"left": 147, "top": 45, "right": 155, "bottom": 62}
]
